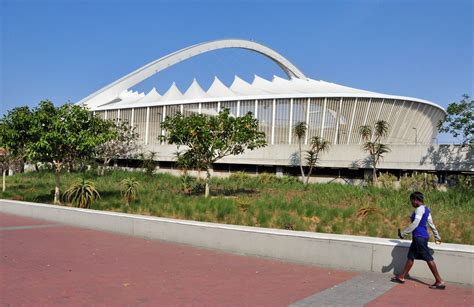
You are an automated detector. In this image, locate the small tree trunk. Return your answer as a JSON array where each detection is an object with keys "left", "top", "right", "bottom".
[
  {"left": 53, "top": 164, "right": 62, "bottom": 205},
  {"left": 204, "top": 168, "right": 211, "bottom": 198},
  {"left": 372, "top": 155, "right": 377, "bottom": 184},
  {"left": 2, "top": 169, "right": 6, "bottom": 192},
  {"left": 298, "top": 141, "right": 306, "bottom": 183},
  {"left": 305, "top": 153, "right": 318, "bottom": 185},
  {"left": 101, "top": 158, "right": 111, "bottom": 176}
]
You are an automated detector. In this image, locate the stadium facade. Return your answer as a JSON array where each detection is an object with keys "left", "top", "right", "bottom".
[{"left": 78, "top": 39, "right": 472, "bottom": 179}]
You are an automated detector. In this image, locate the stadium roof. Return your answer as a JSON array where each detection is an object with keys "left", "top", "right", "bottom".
[{"left": 94, "top": 75, "right": 444, "bottom": 112}]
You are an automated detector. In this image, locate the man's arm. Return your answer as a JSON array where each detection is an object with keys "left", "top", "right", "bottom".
[
  {"left": 400, "top": 206, "right": 425, "bottom": 238},
  {"left": 427, "top": 214, "right": 441, "bottom": 241}
]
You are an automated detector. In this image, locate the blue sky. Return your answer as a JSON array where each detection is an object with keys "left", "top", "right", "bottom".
[{"left": 1, "top": 0, "right": 472, "bottom": 143}]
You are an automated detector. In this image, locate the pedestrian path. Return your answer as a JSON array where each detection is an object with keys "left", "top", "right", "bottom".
[{"left": 1, "top": 212, "right": 472, "bottom": 306}]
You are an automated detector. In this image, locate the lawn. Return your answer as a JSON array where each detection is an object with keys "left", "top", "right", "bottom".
[{"left": 2, "top": 169, "right": 473, "bottom": 245}]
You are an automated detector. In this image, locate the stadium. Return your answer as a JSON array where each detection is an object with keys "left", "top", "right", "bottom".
[{"left": 78, "top": 39, "right": 470, "bottom": 180}]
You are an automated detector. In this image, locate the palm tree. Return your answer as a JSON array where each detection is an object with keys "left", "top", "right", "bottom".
[
  {"left": 305, "top": 136, "right": 330, "bottom": 185},
  {"left": 121, "top": 177, "right": 139, "bottom": 206},
  {"left": 374, "top": 120, "right": 389, "bottom": 141},
  {"left": 293, "top": 122, "right": 307, "bottom": 181},
  {"left": 359, "top": 120, "right": 391, "bottom": 184},
  {"left": 64, "top": 179, "right": 100, "bottom": 209},
  {"left": 359, "top": 125, "right": 372, "bottom": 142}
]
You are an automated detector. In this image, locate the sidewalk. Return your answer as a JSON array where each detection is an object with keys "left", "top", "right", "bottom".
[{"left": 1, "top": 213, "right": 472, "bottom": 306}]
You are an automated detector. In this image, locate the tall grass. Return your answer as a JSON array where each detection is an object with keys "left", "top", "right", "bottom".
[{"left": 2, "top": 169, "right": 473, "bottom": 244}]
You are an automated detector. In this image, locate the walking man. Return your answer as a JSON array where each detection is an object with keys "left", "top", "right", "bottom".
[{"left": 392, "top": 191, "right": 446, "bottom": 289}]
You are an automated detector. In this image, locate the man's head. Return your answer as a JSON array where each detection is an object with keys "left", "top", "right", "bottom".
[{"left": 410, "top": 191, "right": 424, "bottom": 207}]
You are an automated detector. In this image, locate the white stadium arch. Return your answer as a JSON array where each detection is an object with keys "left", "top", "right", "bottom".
[{"left": 78, "top": 39, "right": 307, "bottom": 109}]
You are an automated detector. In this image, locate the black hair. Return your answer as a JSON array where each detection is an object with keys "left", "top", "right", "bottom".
[{"left": 410, "top": 191, "right": 424, "bottom": 202}]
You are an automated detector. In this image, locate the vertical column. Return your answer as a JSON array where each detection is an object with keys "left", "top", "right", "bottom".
[
  {"left": 347, "top": 98, "right": 358, "bottom": 144},
  {"left": 271, "top": 99, "right": 276, "bottom": 145},
  {"left": 305, "top": 98, "right": 310, "bottom": 145},
  {"left": 418, "top": 106, "right": 435, "bottom": 144},
  {"left": 386, "top": 100, "right": 396, "bottom": 123},
  {"left": 237, "top": 100, "right": 240, "bottom": 117},
  {"left": 104, "top": 110, "right": 108, "bottom": 120},
  {"left": 180, "top": 104, "right": 184, "bottom": 114},
  {"left": 391, "top": 100, "right": 406, "bottom": 143},
  {"left": 117, "top": 109, "right": 121, "bottom": 124},
  {"left": 397, "top": 101, "right": 414, "bottom": 142},
  {"left": 401, "top": 102, "right": 421, "bottom": 141},
  {"left": 254, "top": 100, "right": 258, "bottom": 118},
  {"left": 334, "top": 98, "right": 343, "bottom": 144},
  {"left": 217, "top": 101, "right": 221, "bottom": 112},
  {"left": 320, "top": 98, "right": 327, "bottom": 138},
  {"left": 161, "top": 106, "right": 167, "bottom": 142},
  {"left": 145, "top": 107, "right": 150, "bottom": 145},
  {"left": 376, "top": 99, "right": 385, "bottom": 121},
  {"left": 288, "top": 98, "right": 294, "bottom": 144},
  {"left": 131, "top": 108, "right": 135, "bottom": 127}
]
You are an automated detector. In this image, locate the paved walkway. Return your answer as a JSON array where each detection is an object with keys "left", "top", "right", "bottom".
[{"left": 1, "top": 213, "right": 472, "bottom": 306}]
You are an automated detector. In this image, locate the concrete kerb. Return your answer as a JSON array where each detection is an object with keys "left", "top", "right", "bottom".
[{"left": 1, "top": 199, "right": 473, "bottom": 285}]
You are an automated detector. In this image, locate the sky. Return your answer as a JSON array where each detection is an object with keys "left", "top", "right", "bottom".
[{"left": 1, "top": 0, "right": 472, "bottom": 143}]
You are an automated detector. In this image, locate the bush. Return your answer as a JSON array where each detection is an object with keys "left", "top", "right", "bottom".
[
  {"left": 257, "top": 173, "right": 279, "bottom": 185},
  {"left": 378, "top": 172, "right": 398, "bottom": 189},
  {"left": 400, "top": 173, "right": 437, "bottom": 191},
  {"left": 139, "top": 151, "right": 157, "bottom": 175},
  {"left": 121, "top": 177, "right": 139, "bottom": 206},
  {"left": 64, "top": 179, "right": 100, "bottom": 208},
  {"left": 229, "top": 171, "right": 251, "bottom": 184},
  {"left": 180, "top": 175, "right": 195, "bottom": 194},
  {"left": 448, "top": 174, "right": 474, "bottom": 190}
]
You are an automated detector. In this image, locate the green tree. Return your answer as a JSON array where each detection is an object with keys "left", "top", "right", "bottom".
[
  {"left": 304, "top": 136, "right": 330, "bottom": 185},
  {"left": 161, "top": 108, "right": 267, "bottom": 197},
  {"left": 27, "top": 101, "right": 116, "bottom": 204},
  {"left": 293, "top": 122, "right": 330, "bottom": 185},
  {"left": 96, "top": 120, "right": 140, "bottom": 174},
  {"left": 438, "top": 94, "right": 473, "bottom": 146},
  {"left": 0, "top": 149, "right": 13, "bottom": 192},
  {"left": 359, "top": 120, "right": 391, "bottom": 184},
  {"left": 0, "top": 106, "right": 36, "bottom": 172},
  {"left": 293, "top": 122, "right": 307, "bottom": 181}
]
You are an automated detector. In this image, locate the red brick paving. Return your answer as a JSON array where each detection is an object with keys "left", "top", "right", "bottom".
[
  {"left": 0, "top": 213, "right": 52, "bottom": 227},
  {"left": 367, "top": 279, "right": 474, "bottom": 307},
  {"left": 2, "top": 212, "right": 473, "bottom": 306},
  {"left": 0, "top": 213, "right": 355, "bottom": 306}
]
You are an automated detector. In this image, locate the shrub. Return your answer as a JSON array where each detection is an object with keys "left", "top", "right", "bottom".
[
  {"left": 180, "top": 175, "right": 195, "bottom": 194},
  {"left": 139, "top": 151, "right": 157, "bottom": 175},
  {"left": 229, "top": 171, "right": 251, "bottom": 185},
  {"left": 64, "top": 179, "right": 100, "bottom": 208},
  {"left": 257, "top": 173, "right": 279, "bottom": 185},
  {"left": 378, "top": 172, "right": 398, "bottom": 189},
  {"left": 121, "top": 177, "right": 139, "bottom": 206},
  {"left": 448, "top": 174, "right": 474, "bottom": 190},
  {"left": 400, "top": 173, "right": 437, "bottom": 191}
]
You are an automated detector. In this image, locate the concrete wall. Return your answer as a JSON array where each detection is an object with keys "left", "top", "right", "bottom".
[
  {"left": 147, "top": 144, "right": 473, "bottom": 172},
  {"left": 1, "top": 200, "right": 472, "bottom": 285}
]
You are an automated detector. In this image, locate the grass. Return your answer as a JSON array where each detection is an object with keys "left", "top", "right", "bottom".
[{"left": 2, "top": 169, "right": 473, "bottom": 245}]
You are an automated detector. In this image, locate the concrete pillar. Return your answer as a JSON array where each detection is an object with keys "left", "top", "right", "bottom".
[{"left": 276, "top": 166, "right": 284, "bottom": 177}]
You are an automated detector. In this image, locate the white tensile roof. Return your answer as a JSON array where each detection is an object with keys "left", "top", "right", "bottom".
[{"left": 93, "top": 75, "right": 442, "bottom": 111}]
